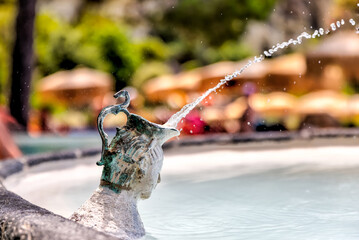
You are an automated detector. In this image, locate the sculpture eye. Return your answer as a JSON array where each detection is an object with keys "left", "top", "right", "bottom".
[{"left": 157, "top": 174, "right": 161, "bottom": 183}]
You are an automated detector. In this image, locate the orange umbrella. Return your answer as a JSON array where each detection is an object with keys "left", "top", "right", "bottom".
[
  {"left": 38, "top": 68, "right": 113, "bottom": 106},
  {"left": 144, "top": 58, "right": 269, "bottom": 102},
  {"left": 309, "top": 31, "right": 359, "bottom": 58},
  {"left": 249, "top": 92, "right": 297, "bottom": 115},
  {"left": 307, "top": 31, "right": 359, "bottom": 78},
  {"left": 347, "top": 95, "right": 359, "bottom": 116},
  {"left": 295, "top": 90, "right": 348, "bottom": 117},
  {"left": 143, "top": 70, "right": 202, "bottom": 102},
  {"left": 224, "top": 97, "right": 248, "bottom": 120},
  {"left": 267, "top": 53, "right": 306, "bottom": 76},
  {"left": 201, "top": 107, "right": 225, "bottom": 122},
  {"left": 198, "top": 59, "right": 268, "bottom": 93}
]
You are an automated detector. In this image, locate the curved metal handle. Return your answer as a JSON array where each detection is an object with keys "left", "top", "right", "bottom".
[{"left": 97, "top": 90, "right": 130, "bottom": 152}]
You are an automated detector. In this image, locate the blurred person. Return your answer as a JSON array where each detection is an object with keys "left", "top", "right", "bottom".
[
  {"left": 239, "top": 105, "right": 256, "bottom": 133},
  {"left": 223, "top": 119, "right": 241, "bottom": 134},
  {"left": 177, "top": 110, "right": 206, "bottom": 135},
  {"left": 0, "top": 119, "right": 22, "bottom": 160},
  {"left": 239, "top": 82, "right": 257, "bottom": 133},
  {"left": 299, "top": 113, "right": 341, "bottom": 129},
  {"left": 256, "top": 121, "right": 288, "bottom": 132},
  {"left": 39, "top": 106, "right": 52, "bottom": 132}
]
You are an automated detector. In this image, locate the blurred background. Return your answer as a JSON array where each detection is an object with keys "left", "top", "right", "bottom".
[{"left": 0, "top": 0, "right": 358, "bottom": 158}]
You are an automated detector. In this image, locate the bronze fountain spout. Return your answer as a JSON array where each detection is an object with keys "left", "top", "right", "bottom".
[{"left": 71, "top": 90, "right": 179, "bottom": 239}]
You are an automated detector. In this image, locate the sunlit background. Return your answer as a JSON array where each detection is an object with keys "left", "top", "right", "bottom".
[{"left": 0, "top": 0, "right": 358, "bottom": 158}]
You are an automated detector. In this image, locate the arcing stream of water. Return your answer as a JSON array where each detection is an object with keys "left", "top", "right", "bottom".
[{"left": 165, "top": 17, "right": 358, "bottom": 129}]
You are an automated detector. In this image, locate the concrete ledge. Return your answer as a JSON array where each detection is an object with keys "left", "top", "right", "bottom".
[
  {"left": 3, "top": 128, "right": 359, "bottom": 180},
  {"left": 0, "top": 159, "right": 23, "bottom": 180},
  {"left": 0, "top": 148, "right": 101, "bottom": 180},
  {"left": 169, "top": 128, "right": 359, "bottom": 148}
]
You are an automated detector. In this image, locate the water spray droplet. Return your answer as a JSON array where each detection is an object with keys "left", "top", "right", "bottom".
[
  {"left": 312, "top": 30, "right": 319, "bottom": 38},
  {"left": 330, "top": 23, "right": 336, "bottom": 31}
]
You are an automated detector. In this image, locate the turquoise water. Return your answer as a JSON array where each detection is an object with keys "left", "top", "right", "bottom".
[
  {"left": 14, "top": 131, "right": 103, "bottom": 154},
  {"left": 141, "top": 168, "right": 359, "bottom": 240},
  {"left": 5, "top": 143, "right": 359, "bottom": 239}
]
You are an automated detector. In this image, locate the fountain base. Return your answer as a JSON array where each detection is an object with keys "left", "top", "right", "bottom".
[
  {"left": 0, "top": 185, "right": 119, "bottom": 240},
  {"left": 71, "top": 187, "right": 145, "bottom": 240}
]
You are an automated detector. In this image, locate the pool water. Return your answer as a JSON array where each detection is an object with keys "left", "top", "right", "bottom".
[
  {"left": 5, "top": 142, "right": 359, "bottom": 240},
  {"left": 14, "top": 131, "right": 102, "bottom": 154}
]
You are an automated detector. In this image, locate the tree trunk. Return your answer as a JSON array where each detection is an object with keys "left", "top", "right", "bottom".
[{"left": 9, "top": 0, "right": 36, "bottom": 129}]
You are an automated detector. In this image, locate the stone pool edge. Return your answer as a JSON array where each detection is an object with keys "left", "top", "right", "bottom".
[
  {"left": 2, "top": 128, "right": 359, "bottom": 181},
  {"left": 1, "top": 128, "right": 359, "bottom": 240}
]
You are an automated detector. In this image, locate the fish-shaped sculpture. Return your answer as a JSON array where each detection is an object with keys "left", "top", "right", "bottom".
[{"left": 71, "top": 90, "right": 179, "bottom": 239}]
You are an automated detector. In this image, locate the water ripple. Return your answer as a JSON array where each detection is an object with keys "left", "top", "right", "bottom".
[{"left": 139, "top": 165, "right": 359, "bottom": 240}]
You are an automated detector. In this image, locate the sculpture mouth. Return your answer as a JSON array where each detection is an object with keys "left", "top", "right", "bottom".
[
  {"left": 126, "top": 113, "right": 180, "bottom": 144},
  {"left": 158, "top": 124, "right": 180, "bottom": 143}
]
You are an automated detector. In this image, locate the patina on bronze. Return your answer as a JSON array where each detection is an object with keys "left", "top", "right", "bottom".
[
  {"left": 96, "top": 90, "right": 179, "bottom": 196},
  {"left": 71, "top": 90, "right": 179, "bottom": 239}
]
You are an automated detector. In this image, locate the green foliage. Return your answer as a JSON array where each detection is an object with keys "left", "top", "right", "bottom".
[
  {"left": 342, "top": 83, "right": 356, "bottom": 95},
  {"left": 202, "top": 41, "right": 253, "bottom": 63},
  {"left": 151, "top": 0, "right": 277, "bottom": 47},
  {"left": 78, "top": 15, "right": 142, "bottom": 90},
  {"left": 131, "top": 61, "right": 172, "bottom": 89},
  {"left": 0, "top": 3, "right": 14, "bottom": 43},
  {"left": 146, "top": 0, "right": 276, "bottom": 66},
  {"left": 335, "top": 0, "right": 358, "bottom": 9},
  {"left": 137, "top": 37, "right": 170, "bottom": 61},
  {"left": 35, "top": 13, "right": 142, "bottom": 90},
  {"left": 36, "top": 14, "right": 76, "bottom": 75},
  {"left": 0, "top": 0, "right": 279, "bottom": 106},
  {"left": 0, "top": 42, "right": 8, "bottom": 104},
  {"left": 0, "top": 2, "right": 15, "bottom": 104}
]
